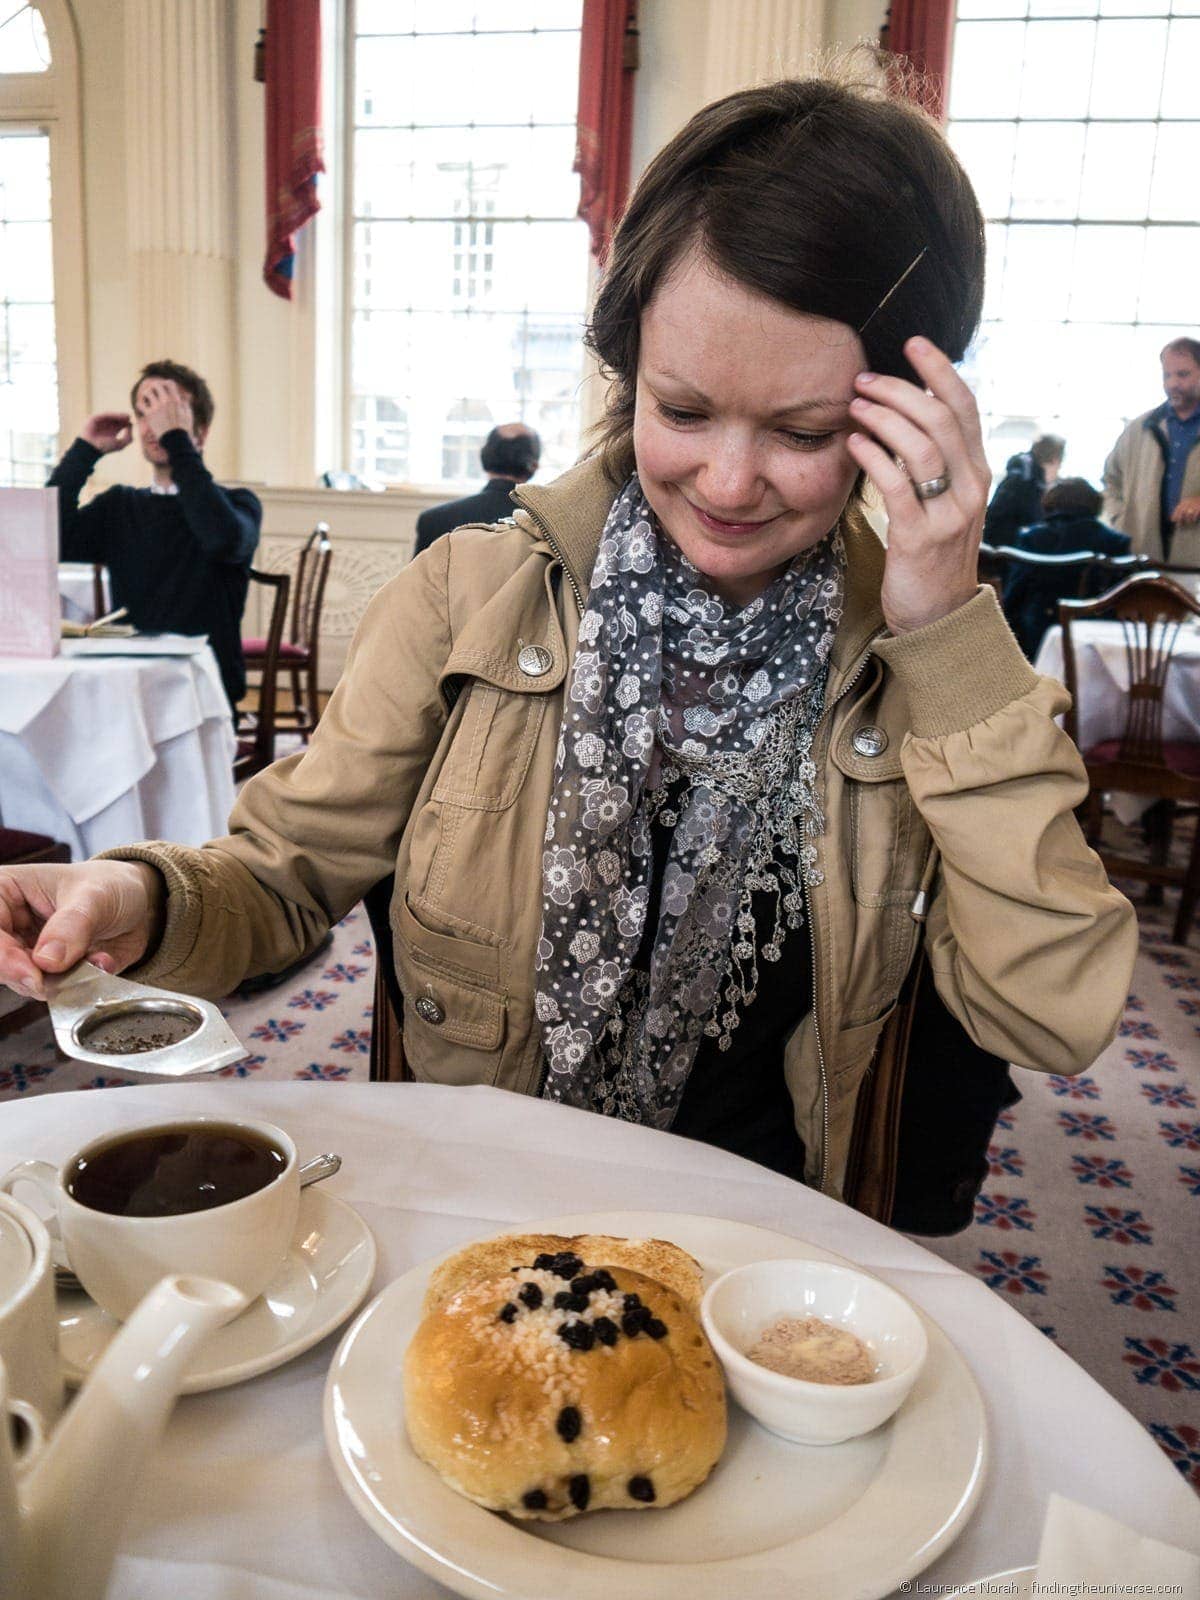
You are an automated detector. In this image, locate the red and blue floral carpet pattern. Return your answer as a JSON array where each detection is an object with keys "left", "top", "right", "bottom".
[{"left": 1, "top": 902, "right": 1196, "bottom": 1492}]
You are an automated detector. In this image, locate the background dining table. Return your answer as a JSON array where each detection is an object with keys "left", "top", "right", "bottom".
[
  {"left": 3, "top": 1080, "right": 1196, "bottom": 1600},
  {"left": 0, "top": 639, "right": 235, "bottom": 858},
  {"left": 57, "top": 562, "right": 110, "bottom": 624}
]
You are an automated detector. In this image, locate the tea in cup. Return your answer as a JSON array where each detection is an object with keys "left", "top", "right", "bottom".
[
  {"left": 0, "top": 1192, "right": 62, "bottom": 1425},
  {"left": 0, "top": 1117, "right": 300, "bottom": 1321}
]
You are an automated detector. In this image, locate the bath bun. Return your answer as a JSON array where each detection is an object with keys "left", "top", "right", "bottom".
[{"left": 405, "top": 1250, "right": 726, "bottom": 1521}]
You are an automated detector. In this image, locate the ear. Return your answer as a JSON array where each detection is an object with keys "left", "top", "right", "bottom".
[{"left": 194, "top": 424, "right": 210, "bottom": 449}]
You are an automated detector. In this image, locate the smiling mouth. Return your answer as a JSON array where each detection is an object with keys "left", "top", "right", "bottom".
[{"left": 687, "top": 500, "right": 779, "bottom": 536}]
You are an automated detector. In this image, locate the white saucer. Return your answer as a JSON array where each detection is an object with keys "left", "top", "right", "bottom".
[{"left": 58, "top": 1187, "right": 376, "bottom": 1394}]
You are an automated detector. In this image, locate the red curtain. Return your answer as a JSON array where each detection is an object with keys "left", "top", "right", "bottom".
[
  {"left": 882, "top": 0, "right": 957, "bottom": 123},
  {"left": 574, "top": 0, "right": 638, "bottom": 264},
  {"left": 263, "top": 0, "right": 325, "bottom": 299}
]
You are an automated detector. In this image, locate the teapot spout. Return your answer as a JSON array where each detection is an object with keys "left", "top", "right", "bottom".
[{"left": 21, "top": 1274, "right": 246, "bottom": 1600}]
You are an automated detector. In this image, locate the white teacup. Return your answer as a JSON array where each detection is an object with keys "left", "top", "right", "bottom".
[
  {"left": 0, "top": 1192, "right": 63, "bottom": 1426},
  {"left": 0, "top": 1116, "right": 300, "bottom": 1322}
]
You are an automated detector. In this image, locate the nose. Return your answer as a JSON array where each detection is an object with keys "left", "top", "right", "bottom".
[{"left": 696, "top": 431, "right": 763, "bottom": 515}]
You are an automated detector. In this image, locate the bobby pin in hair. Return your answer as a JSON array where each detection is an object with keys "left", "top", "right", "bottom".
[{"left": 857, "top": 246, "right": 928, "bottom": 335}]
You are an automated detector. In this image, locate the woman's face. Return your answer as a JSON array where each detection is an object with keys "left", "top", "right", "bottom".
[{"left": 633, "top": 251, "right": 866, "bottom": 608}]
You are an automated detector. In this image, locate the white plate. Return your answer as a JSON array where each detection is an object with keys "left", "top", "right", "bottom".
[
  {"left": 324, "top": 1210, "right": 987, "bottom": 1600},
  {"left": 59, "top": 1188, "right": 376, "bottom": 1393}
]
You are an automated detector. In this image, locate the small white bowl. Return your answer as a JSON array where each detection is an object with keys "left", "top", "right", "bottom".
[{"left": 700, "top": 1258, "right": 928, "bottom": 1445}]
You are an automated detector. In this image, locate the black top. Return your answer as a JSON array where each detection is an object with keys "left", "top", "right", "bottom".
[
  {"left": 1001, "top": 511, "right": 1131, "bottom": 660},
  {"left": 983, "top": 451, "right": 1046, "bottom": 547},
  {"left": 413, "top": 477, "right": 519, "bottom": 556},
  {"left": 632, "top": 801, "right": 811, "bottom": 1182},
  {"left": 47, "top": 434, "right": 262, "bottom": 711}
]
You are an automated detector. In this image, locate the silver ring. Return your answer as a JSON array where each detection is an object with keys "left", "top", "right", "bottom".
[{"left": 914, "top": 473, "right": 951, "bottom": 501}]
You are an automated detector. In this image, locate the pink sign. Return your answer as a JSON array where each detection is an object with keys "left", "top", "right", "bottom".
[{"left": 0, "top": 487, "right": 60, "bottom": 659}]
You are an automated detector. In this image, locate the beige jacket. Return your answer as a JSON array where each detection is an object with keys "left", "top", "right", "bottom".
[
  {"left": 1103, "top": 404, "right": 1200, "bottom": 564},
  {"left": 107, "top": 458, "right": 1136, "bottom": 1195}
]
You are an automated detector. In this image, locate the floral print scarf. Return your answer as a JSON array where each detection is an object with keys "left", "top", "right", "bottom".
[{"left": 536, "top": 475, "right": 845, "bottom": 1128}]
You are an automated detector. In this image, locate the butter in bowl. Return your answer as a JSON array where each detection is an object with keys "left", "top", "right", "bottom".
[{"left": 700, "top": 1258, "right": 928, "bottom": 1445}]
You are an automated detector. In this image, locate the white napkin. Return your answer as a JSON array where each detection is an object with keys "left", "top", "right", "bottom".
[{"left": 1035, "top": 1493, "right": 1200, "bottom": 1593}]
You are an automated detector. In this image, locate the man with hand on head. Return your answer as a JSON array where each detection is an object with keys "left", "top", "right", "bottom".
[
  {"left": 413, "top": 422, "right": 541, "bottom": 556},
  {"left": 47, "top": 359, "right": 262, "bottom": 715},
  {"left": 1103, "top": 336, "right": 1200, "bottom": 564}
]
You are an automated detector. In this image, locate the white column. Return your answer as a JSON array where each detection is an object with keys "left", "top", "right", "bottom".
[
  {"left": 702, "top": 0, "right": 825, "bottom": 102},
  {"left": 124, "top": 0, "right": 238, "bottom": 477}
]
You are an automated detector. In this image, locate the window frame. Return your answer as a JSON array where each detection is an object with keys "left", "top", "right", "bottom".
[{"left": 0, "top": 0, "right": 89, "bottom": 467}]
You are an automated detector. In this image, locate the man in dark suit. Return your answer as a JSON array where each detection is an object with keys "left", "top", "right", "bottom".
[{"left": 413, "top": 423, "right": 541, "bottom": 556}]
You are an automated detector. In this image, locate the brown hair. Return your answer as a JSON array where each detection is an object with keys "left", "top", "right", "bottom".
[
  {"left": 131, "top": 359, "right": 215, "bottom": 434},
  {"left": 1030, "top": 434, "right": 1066, "bottom": 468},
  {"left": 1043, "top": 477, "right": 1102, "bottom": 517},
  {"left": 586, "top": 69, "right": 986, "bottom": 481},
  {"left": 1161, "top": 337, "right": 1200, "bottom": 368}
]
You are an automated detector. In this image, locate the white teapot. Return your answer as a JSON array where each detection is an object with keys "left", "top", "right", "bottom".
[{"left": 0, "top": 1192, "right": 245, "bottom": 1600}]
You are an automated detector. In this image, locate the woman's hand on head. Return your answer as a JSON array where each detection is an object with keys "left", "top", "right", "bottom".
[
  {"left": 0, "top": 862, "right": 166, "bottom": 1001},
  {"left": 845, "top": 337, "right": 991, "bottom": 636}
]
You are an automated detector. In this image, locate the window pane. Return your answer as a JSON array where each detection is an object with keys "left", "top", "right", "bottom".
[
  {"left": 1160, "top": 22, "right": 1200, "bottom": 112},
  {"left": 1069, "top": 226, "right": 1146, "bottom": 323},
  {"left": 999, "top": 225, "right": 1074, "bottom": 320},
  {"left": 356, "top": 32, "right": 580, "bottom": 126},
  {"left": 1078, "top": 123, "right": 1157, "bottom": 220},
  {"left": 982, "top": 223, "right": 1007, "bottom": 321},
  {"left": 1172, "top": 0, "right": 1200, "bottom": 16},
  {"left": 355, "top": 124, "right": 580, "bottom": 220},
  {"left": 957, "top": 0, "right": 1026, "bottom": 14},
  {"left": 0, "top": 130, "right": 57, "bottom": 487},
  {"left": 1020, "top": 21, "right": 1096, "bottom": 117},
  {"left": 355, "top": 218, "right": 587, "bottom": 314},
  {"left": 949, "top": 123, "right": 1016, "bottom": 218},
  {"left": 357, "top": 1, "right": 582, "bottom": 28},
  {"left": 1150, "top": 123, "right": 1200, "bottom": 218},
  {"left": 1010, "top": 123, "right": 1085, "bottom": 218},
  {"left": 1099, "top": 0, "right": 1165, "bottom": 13},
  {"left": 948, "top": 23, "right": 1026, "bottom": 117},
  {"left": 1140, "top": 228, "right": 1196, "bottom": 321},
  {"left": 1090, "top": 21, "right": 1168, "bottom": 116},
  {"left": 1028, "top": 0, "right": 1094, "bottom": 15},
  {"left": 0, "top": 5, "right": 51, "bottom": 72}
]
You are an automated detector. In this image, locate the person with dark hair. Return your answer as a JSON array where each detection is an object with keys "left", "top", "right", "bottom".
[
  {"left": 982, "top": 433, "right": 1064, "bottom": 547},
  {"left": 413, "top": 422, "right": 541, "bottom": 556},
  {"left": 1104, "top": 337, "right": 1200, "bottom": 563},
  {"left": 46, "top": 358, "right": 261, "bottom": 714},
  {"left": 4, "top": 71, "right": 1134, "bottom": 1204},
  {"left": 1001, "top": 478, "right": 1131, "bottom": 660}
]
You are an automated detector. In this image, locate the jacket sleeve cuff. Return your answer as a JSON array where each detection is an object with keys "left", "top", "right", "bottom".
[
  {"left": 93, "top": 842, "right": 206, "bottom": 982},
  {"left": 872, "top": 585, "right": 1040, "bottom": 738}
]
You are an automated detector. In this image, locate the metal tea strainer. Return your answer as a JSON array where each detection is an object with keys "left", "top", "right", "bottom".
[{"left": 45, "top": 961, "right": 248, "bottom": 1076}]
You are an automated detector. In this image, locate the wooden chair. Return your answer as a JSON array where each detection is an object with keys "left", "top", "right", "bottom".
[
  {"left": 1059, "top": 574, "right": 1200, "bottom": 944},
  {"left": 91, "top": 564, "right": 107, "bottom": 622},
  {"left": 363, "top": 873, "right": 409, "bottom": 1082},
  {"left": 242, "top": 524, "right": 332, "bottom": 742},
  {"left": 234, "top": 568, "right": 290, "bottom": 783}
]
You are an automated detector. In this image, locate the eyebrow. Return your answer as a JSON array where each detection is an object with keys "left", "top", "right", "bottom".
[{"left": 646, "top": 369, "right": 853, "bottom": 417}]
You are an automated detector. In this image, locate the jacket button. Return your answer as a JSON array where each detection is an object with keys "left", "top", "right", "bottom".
[
  {"left": 415, "top": 996, "right": 445, "bottom": 1026},
  {"left": 851, "top": 725, "right": 888, "bottom": 757},
  {"left": 517, "top": 644, "right": 553, "bottom": 677}
]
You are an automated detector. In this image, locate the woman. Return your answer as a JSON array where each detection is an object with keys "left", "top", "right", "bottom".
[{"left": 0, "top": 76, "right": 1135, "bottom": 1197}]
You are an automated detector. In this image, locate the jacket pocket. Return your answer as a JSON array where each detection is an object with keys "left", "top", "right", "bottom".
[
  {"left": 393, "top": 895, "right": 507, "bottom": 1082},
  {"left": 430, "top": 682, "right": 547, "bottom": 811},
  {"left": 845, "top": 777, "right": 929, "bottom": 910}
]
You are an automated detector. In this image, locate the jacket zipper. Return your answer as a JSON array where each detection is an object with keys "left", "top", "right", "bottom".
[
  {"left": 519, "top": 503, "right": 586, "bottom": 619},
  {"left": 802, "top": 637, "right": 883, "bottom": 1194}
]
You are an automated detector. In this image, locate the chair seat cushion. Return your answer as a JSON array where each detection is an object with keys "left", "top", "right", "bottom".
[
  {"left": 235, "top": 738, "right": 258, "bottom": 760},
  {"left": 242, "top": 638, "right": 310, "bottom": 662},
  {"left": 0, "top": 826, "right": 61, "bottom": 862},
  {"left": 1085, "top": 738, "right": 1200, "bottom": 776}
]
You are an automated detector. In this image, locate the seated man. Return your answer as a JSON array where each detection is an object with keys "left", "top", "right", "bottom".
[
  {"left": 47, "top": 359, "right": 261, "bottom": 715},
  {"left": 1002, "top": 477, "right": 1131, "bottom": 661},
  {"left": 413, "top": 422, "right": 540, "bottom": 556},
  {"left": 983, "top": 433, "right": 1064, "bottom": 547}
]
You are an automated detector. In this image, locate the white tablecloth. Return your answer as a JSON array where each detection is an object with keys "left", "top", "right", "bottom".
[
  {"left": 57, "top": 563, "right": 111, "bottom": 624},
  {"left": 0, "top": 644, "right": 235, "bottom": 856},
  {"left": 1036, "top": 620, "right": 1200, "bottom": 823},
  {"left": 2, "top": 1082, "right": 1194, "bottom": 1600}
]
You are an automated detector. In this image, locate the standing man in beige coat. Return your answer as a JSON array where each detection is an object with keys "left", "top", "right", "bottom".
[{"left": 1103, "top": 337, "right": 1200, "bottom": 564}]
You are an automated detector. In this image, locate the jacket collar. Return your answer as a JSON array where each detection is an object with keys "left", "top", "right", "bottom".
[{"left": 513, "top": 455, "right": 886, "bottom": 675}]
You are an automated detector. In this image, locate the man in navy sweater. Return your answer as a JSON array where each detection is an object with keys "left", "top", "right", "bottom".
[{"left": 47, "top": 359, "right": 261, "bottom": 715}]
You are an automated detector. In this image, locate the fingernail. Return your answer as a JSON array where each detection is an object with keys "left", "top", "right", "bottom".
[
  {"left": 847, "top": 432, "right": 864, "bottom": 446},
  {"left": 36, "top": 940, "right": 65, "bottom": 965},
  {"left": 907, "top": 336, "right": 929, "bottom": 352},
  {"left": 857, "top": 372, "right": 877, "bottom": 384}
]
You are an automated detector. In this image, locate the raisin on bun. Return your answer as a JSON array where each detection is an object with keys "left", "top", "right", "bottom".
[{"left": 404, "top": 1248, "right": 726, "bottom": 1520}]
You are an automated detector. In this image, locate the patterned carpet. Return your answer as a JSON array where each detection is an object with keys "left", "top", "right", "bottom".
[{"left": 1, "top": 896, "right": 1196, "bottom": 1494}]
